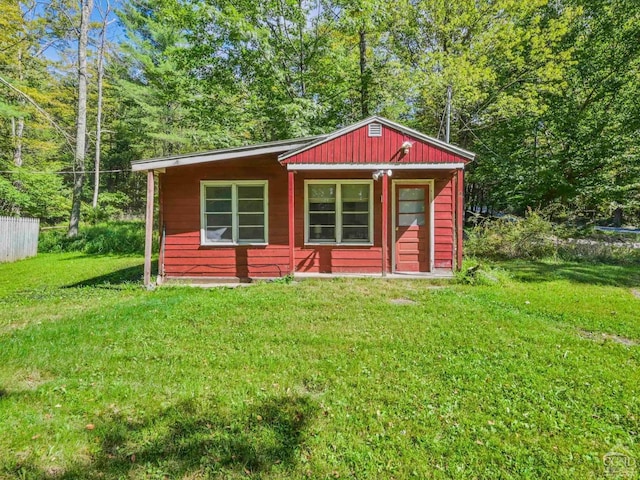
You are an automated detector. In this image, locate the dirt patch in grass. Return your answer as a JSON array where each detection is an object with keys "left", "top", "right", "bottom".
[
  {"left": 10, "top": 369, "right": 53, "bottom": 391},
  {"left": 390, "top": 298, "right": 417, "bottom": 305},
  {"left": 578, "top": 329, "right": 638, "bottom": 346},
  {"left": 631, "top": 289, "right": 640, "bottom": 299}
]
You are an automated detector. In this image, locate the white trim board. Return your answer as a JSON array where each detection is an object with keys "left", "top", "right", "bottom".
[{"left": 287, "top": 163, "right": 465, "bottom": 171}]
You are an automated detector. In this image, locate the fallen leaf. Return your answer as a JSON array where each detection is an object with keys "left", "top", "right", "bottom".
[{"left": 85, "top": 424, "right": 95, "bottom": 430}]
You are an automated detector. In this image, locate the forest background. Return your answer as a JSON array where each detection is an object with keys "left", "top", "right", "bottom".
[{"left": 1, "top": 0, "right": 638, "bottom": 232}]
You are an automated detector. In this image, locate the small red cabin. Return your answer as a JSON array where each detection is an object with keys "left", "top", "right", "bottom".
[{"left": 132, "top": 117, "right": 475, "bottom": 285}]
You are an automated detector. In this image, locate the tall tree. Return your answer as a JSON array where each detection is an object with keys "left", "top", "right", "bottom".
[
  {"left": 68, "top": 0, "right": 93, "bottom": 236},
  {"left": 92, "top": 2, "right": 112, "bottom": 209}
]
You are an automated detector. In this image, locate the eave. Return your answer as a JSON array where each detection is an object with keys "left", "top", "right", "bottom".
[{"left": 131, "top": 135, "right": 326, "bottom": 172}]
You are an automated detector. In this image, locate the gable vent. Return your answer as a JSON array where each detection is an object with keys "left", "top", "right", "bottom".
[{"left": 368, "top": 123, "right": 382, "bottom": 137}]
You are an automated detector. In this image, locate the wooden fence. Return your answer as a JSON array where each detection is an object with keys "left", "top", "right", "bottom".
[{"left": 0, "top": 216, "right": 40, "bottom": 263}]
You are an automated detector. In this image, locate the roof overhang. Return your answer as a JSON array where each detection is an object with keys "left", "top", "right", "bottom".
[
  {"left": 278, "top": 116, "right": 475, "bottom": 163},
  {"left": 286, "top": 162, "right": 466, "bottom": 171},
  {"left": 131, "top": 136, "right": 325, "bottom": 172}
]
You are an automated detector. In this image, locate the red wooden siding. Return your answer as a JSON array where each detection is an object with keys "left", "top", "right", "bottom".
[
  {"left": 161, "top": 155, "right": 290, "bottom": 278},
  {"left": 282, "top": 123, "right": 468, "bottom": 165},
  {"left": 160, "top": 155, "right": 457, "bottom": 278},
  {"left": 294, "top": 171, "right": 385, "bottom": 274},
  {"left": 433, "top": 177, "right": 455, "bottom": 269}
]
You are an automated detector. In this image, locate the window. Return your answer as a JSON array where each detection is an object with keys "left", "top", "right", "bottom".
[
  {"left": 306, "top": 181, "right": 372, "bottom": 244},
  {"left": 201, "top": 181, "right": 268, "bottom": 244}
]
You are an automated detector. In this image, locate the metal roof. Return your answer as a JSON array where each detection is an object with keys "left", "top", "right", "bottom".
[
  {"left": 130, "top": 116, "right": 475, "bottom": 172},
  {"left": 130, "top": 135, "right": 325, "bottom": 172}
]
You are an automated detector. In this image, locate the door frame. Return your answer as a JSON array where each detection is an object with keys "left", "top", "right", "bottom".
[{"left": 391, "top": 179, "right": 435, "bottom": 273}]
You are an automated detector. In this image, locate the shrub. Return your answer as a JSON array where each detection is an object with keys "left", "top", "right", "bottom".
[
  {"left": 466, "top": 211, "right": 557, "bottom": 260},
  {"left": 39, "top": 221, "right": 153, "bottom": 255},
  {"left": 83, "top": 193, "right": 132, "bottom": 224},
  {"left": 557, "top": 241, "right": 640, "bottom": 265}
]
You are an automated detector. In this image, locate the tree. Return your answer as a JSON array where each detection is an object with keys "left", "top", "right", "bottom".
[
  {"left": 68, "top": 0, "right": 94, "bottom": 237},
  {"left": 92, "top": 1, "right": 113, "bottom": 209}
]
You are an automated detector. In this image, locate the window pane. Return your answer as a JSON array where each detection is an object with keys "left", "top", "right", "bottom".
[
  {"left": 206, "top": 227, "right": 232, "bottom": 242},
  {"left": 238, "top": 199, "right": 264, "bottom": 212},
  {"left": 309, "top": 226, "right": 335, "bottom": 241},
  {"left": 342, "top": 201, "right": 368, "bottom": 212},
  {"left": 309, "top": 212, "right": 336, "bottom": 226},
  {"left": 309, "top": 202, "right": 336, "bottom": 212},
  {"left": 308, "top": 184, "right": 336, "bottom": 201},
  {"left": 399, "top": 200, "right": 425, "bottom": 213},
  {"left": 238, "top": 185, "right": 264, "bottom": 199},
  {"left": 238, "top": 213, "right": 265, "bottom": 226},
  {"left": 206, "top": 186, "right": 231, "bottom": 200},
  {"left": 399, "top": 188, "right": 424, "bottom": 201},
  {"left": 238, "top": 226, "right": 264, "bottom": 242},
  {"left": 341, "top": 184, "right": 369, "bottom": 201},
  {"left": 342, "top": 226, "right": 369, "bottom": 242},
  {"left": 399, "top": 213, "right": 425, "bottom": 226},
  {"left": 343, "top": 213, "right": 368, "bottom": 226},
  {"left": 207, "top": 214, "right": 232, "bottom": 227},
  {"left": 206, "top": 200, "right": 232, "bottom": 213}
]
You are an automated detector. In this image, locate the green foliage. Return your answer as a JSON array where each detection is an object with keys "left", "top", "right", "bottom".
[
  {"left": 82, "top": 192, "right": 131, "bottom": 224},
  {"left": 557, "top": 240, "right": 640, "bottom": 266},
  {"left": 0, "top": 254, "right": 638, "bottom": 478},
  {"left": 39, "top": 221, "right": 151, "bottom": 255},
  {"left": 466, "top": 211, "right": 640, "bottom": 264},
  {"left": 0, "top": 168, "right": 71, "bottom": 223},
  {"left": 466, "top": 211, "right": 557, "bottom": 260},
  {"left": 1, "top": 0, "right": 639, "bottom": 227}
]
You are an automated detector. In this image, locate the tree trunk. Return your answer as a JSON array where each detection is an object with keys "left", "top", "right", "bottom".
[
  {"left": 359, "top": 28, "right": 369, "bottom": 118},
  {"left": 13, "top": 48, "right": 24, "bottom": 168},
  {"left": 92, "top": 8, "right": 109, "bottom": 209},
  {"left": 613, "top": 207, "right": 623, "bottom": 227},
  {"left": 12, "top": 117, "right": 24, "bottom": 167},
  {"left": 68, "top": 0, "right": 93, "bottom": 238}
]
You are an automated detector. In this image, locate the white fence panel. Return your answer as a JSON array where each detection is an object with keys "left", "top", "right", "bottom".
[{"left": 0, "top": 216, "right": 40, "bottom": 263}]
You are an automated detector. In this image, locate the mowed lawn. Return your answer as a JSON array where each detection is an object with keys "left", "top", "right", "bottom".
[{"left": 0, "top": 254, "right": 638, "bottom": 479}]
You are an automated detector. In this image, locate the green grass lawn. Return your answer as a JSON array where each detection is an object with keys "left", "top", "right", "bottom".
[{"left": 0, "top": 254, "right": 638, "bottom": 479}]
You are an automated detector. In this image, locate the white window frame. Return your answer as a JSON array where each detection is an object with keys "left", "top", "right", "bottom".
[
  {"left": 200, "top": 180, "right": 269, "bottom": 246},
  {"left": 304, "top": 179, "right": 374, "bottom": 246}
]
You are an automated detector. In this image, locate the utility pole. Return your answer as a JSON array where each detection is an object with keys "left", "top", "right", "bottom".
[{"left": 445, "top": 85, "right": 452, "bottom": 143}]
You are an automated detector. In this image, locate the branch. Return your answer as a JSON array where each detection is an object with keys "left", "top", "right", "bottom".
[{"left": 0, "top": 73, "right": 75, "bottom": 154}]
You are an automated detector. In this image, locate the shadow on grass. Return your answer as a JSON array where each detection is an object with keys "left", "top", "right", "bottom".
[
  {"left": 64, "top": 261, "right": 157, "bottom": 289},
  {"left": 12, "top": 394, "right": 317, "bottom": 479},
  {"left": 499, "top": 260, "right": 640, "bottom": 287}
]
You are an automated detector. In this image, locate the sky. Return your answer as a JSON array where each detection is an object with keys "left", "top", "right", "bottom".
[{"left": 34, "top": 0, "right": 126, "bottom": 62}]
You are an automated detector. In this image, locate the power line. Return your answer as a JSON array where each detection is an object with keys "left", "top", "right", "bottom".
[{"left": 0, "top": 169, "right": 130, "bottom": 174}]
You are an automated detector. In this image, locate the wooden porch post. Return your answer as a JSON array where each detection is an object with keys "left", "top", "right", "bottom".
[
  {"left": 288, "top": 170, "right": 295, "bottom": 275},
  {"left": 381, "top": 173, "right": 389, "bottom": 277},
  {"left": 456, "top": 169, "right": 464, "bottom": 270},
  {"left": 144, "top": 169, "right": 154, "bottom": 288}
]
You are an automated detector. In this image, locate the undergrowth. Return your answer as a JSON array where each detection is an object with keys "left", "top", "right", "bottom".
[
  {"left": 466, "top": 212, "right": 640, "bottom": 265},
  {"left": 39, "top": 221, "right": 156, "bottom": 255}
]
